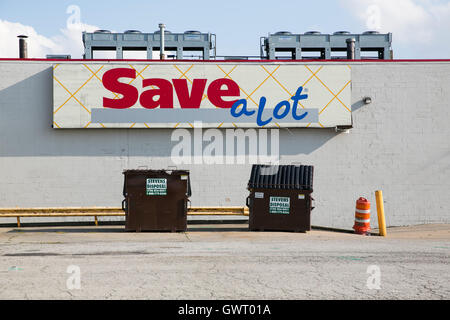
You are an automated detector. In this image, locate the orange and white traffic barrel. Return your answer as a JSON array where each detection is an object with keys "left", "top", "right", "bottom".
[{"left": 353, "top": 197, "right": 371, "bottom": 235}]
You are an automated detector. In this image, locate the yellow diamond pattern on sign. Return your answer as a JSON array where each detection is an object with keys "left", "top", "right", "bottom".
[{"left": 53, "top": 62, "right": 351, "bottom": 129}]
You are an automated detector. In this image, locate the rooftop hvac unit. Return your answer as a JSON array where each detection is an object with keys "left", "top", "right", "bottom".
[
  {"left": 83, "top": 27, "right": 216, "bottom": 60},
  {"left": 261, "top": 30, "right": 392, "bottom": 60},
  {"left": 46, "top": 54, "right": 71, "bottom": 60}
]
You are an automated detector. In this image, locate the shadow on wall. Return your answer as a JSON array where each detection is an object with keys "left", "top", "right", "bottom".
[
  {"left": 351, "top": 100, "right": 366, "bottom": 112},
  {"left": 0, "top": 67, "right": 345, "bottom": 158}
]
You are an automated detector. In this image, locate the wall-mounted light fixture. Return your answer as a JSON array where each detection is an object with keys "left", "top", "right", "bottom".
[
  {"left": 335, "top": 126, "right": 351, "bottom": 134},
  {"left": 363, "top": 96, "right": 372, "bottom": 104}
]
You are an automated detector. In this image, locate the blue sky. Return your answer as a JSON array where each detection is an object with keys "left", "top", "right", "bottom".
[{"left": 1, "top": 0, "right": 449, "bottom": 58}]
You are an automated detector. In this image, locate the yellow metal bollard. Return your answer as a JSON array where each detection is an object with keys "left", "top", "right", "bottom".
[{"left": 375, "top": 190, "right": 387, "bottom": 236}]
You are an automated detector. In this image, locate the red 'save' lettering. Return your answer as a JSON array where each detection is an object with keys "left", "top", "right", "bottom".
[
  {"left": 102, "top": 68, "right": 139, "bottom": 109},
  {"left": 140, "top": 79, "right": 173, "bottom": 109},
  {"left": 173, "top": 79, "right": 207, "bottom": 109},
  {"left": 102, "top": 68, "right": 240, "bottom": 109},
  {"left": 207, "top": 78, "right": 240, "bottom": 109}
]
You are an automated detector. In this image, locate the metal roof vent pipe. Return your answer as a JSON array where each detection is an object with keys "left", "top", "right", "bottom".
[
  {"left": 346, "top": 37, "right": 356, "bottom": 60},
  {"left": 159, "top": 23, "right": 166, "bottom": 60},
  {"left": 18, "top": 35, "right": 28, "bottom": 59}
]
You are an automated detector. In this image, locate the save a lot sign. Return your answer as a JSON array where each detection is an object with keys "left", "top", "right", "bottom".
[{"left": 53, "top": 62, "right": 351, "bottom": 128}]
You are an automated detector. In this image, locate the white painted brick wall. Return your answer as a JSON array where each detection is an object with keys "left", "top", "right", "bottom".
[{"left": 0, "top": 61, "right": 449, "bottom": 228}]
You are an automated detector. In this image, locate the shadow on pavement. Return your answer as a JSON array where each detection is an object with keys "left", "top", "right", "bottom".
[
  {"left": 2, "top": 220, "right": 373, "bottom": 235},
  {"left": 4, "top": 220, "right": 250, "bottom": 233}
]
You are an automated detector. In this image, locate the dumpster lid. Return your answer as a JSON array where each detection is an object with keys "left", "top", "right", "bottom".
[
  {"left": 123, "top": 169, "right": 189, "bottom": 175},
  {"left": 247, "top": 164, "right": 314, "bottom": 190},
  {"left": 122, "top": 169, "right": 191, "bottom": 197}
]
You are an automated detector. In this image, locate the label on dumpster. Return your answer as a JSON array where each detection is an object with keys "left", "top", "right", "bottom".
[
  {"left": 269, "top": 196, "right": 290, "bottom": 214},
  {"left": 146, "top": 178, "right": 167, "bottom": 195},
  {"left": 298, "top": 194, "right": 305, "bottom": 200},
  {"left": 255, "top": 192, "right": 264, "bottom": 199}
]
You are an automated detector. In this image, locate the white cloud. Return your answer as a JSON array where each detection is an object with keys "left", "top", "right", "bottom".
[
  {"left": 54, "top": 23, "right": 101, "bottom": 58},
  {"left": 0, "top": 19, "right": 100, "bottom": 59},
  {"left": 341, "top": 0, "right": 450, "bottom": 58}
]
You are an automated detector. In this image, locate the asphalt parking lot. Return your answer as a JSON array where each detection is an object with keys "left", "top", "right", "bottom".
[{"left": 0, "top": 222, "right": 449, "bottom": 300}]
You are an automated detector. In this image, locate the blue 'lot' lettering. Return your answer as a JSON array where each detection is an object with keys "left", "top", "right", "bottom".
[{"left": 230, "top": 86, "right": 309, "bottom": 126}]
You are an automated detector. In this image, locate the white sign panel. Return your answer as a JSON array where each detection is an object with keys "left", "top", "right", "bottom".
[{"left": 53, "top": 62, "right": 352, "bottom": 128}]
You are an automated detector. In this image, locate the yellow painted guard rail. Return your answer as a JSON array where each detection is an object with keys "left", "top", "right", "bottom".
[{"left": 0, "top": 207, "right": 249, "bottom": 228}]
